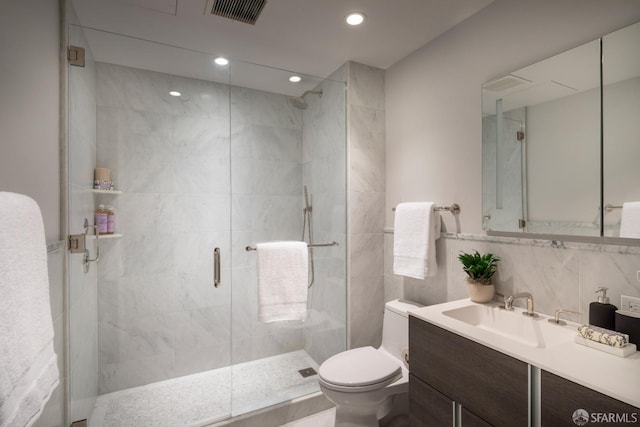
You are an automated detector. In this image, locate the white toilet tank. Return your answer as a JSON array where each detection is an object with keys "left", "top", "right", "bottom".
[{"left": 379, "top": 299, "right": 423, "bottom": 361}]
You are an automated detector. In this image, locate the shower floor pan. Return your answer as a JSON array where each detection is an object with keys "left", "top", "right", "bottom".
[{"left": 90, "top": 350, "right": 320, "bottom": 427}]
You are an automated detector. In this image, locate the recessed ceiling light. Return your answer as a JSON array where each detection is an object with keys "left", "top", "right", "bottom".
[
  {"left": 169, "top": 91, "right": 181, "bottom": 97},
  {"left": 346, "top": 12, "right": 366, "bottom": 26},
  {"left": 289, "top": 75, "right": 302, "bottom": 83},
  {"left": 214, "top": 57, "right": 229, "bottom": 66}
]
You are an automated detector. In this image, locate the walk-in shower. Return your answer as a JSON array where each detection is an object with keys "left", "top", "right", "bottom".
[{"left": 66, "top": 24, "right": 346, "bottom": 426}]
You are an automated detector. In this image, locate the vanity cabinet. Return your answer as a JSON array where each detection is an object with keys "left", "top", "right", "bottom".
[
  {"left": 409, "top": 316, "right": 528, "bottom": 427},
  {"left": 409, "top": 374, "right": 454, "bottom": 426},
  {"left": 541, "top": 370, "right": 639, "bottom": 427}
]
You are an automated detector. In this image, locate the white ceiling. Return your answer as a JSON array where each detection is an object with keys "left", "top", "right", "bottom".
[{"left": 71, "top": 0, "right": 494, "bottom": 94}]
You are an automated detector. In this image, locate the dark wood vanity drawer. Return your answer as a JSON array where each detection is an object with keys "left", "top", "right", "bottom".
[
  {"left": 541, "top": 370, "right": 639, "bottom": 427},
  {"left": 409, "top": 373, "right": 454, "bottom": 427},
  {"left": 461, "top": 406, "right": 493, "bottom": 427},
  {"left": 409, "top": 316, "right": 528, "bottom": 427}
]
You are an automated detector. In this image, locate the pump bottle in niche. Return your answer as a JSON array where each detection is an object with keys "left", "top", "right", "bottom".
[{"left": 106, "top": 205, "right": 115, "bottom": 234}]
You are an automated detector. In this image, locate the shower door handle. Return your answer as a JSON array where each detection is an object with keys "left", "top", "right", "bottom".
[{"left": 213, "top": 247, "right": 221, "bottom": 288}]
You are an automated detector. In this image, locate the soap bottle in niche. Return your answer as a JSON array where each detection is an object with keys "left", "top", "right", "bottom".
[
  {"left": 95, "top": 204, "right": 109, "bottom": 235},
  {"left": 106, "top": 205, "right": 115, "bottom": 234},
  {"left": 589, "top": 287, "right": 618, "bottom": 330}
]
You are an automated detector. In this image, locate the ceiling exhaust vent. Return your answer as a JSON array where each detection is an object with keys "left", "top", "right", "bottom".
[
  {"left": 209, "top": 0, "right": 267, "bottom": 25},
  {"left": 483, "top": 75, "right": 531, "bottom": 92}
]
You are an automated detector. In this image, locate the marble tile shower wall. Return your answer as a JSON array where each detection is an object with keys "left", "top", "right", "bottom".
[
  {"left": 67, "top": 25, "right": 99, "bottom": 422},
  {"left": 384, "top": 232, "right": 640, "bottom": 321},
  {"left": 95, "top": 63, "right": 304, "bottom": 392},
  {"left": 230, "top": 85, "right": 305, "bottom": 365},
  {"left": 302, "top": 67, "right": 347, "bottom": 364},
  {"left": 347, "top": 62, "right": 386, "bottom": 349}
]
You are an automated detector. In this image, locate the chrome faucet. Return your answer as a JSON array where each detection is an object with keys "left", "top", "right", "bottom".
[
  {"left": 503, "top": 292, "right": 537, "bottom": 317},
  {"left": 548, "top": 309, "right": 582, "bottom": 326}
]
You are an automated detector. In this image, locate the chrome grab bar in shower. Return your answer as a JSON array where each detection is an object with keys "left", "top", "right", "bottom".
[
  {"left": 392, "top": 203, "right": 461, "bottom": 214},
  {"left": 244, "top": 241, "right": 338, "bottom": 252},
  {"left": 213, "top": 247, "right": 220, "bottom": 288},
  {"left": 244, "top": 186, "right": 340, "bottom": 288}
]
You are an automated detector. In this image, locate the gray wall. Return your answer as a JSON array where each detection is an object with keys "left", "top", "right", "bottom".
[
  {"left": 384, "top": 0, "right": 640, "bottom": 318},
  {"left": 385, "top": 0, "right": 640, "bottom": 235},
  {"left": 0, "top": 0, "right": 61, "bottom": 241},
  {"left": 0, "top": 2, "right": 65, "bottom": 427}
]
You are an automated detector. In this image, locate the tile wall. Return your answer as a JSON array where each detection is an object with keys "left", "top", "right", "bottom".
[
  {"left": 384, "top": 232, "right": 640, "bottom": 321},
  {"left": 302, "top": 67, "right": 347, "bottom": 364},
  {"left": 94, "top": 62, "right": 347, "bottom": 393},
  {"left": 346, "top": 62, "right": 387, "bottom": 349}
]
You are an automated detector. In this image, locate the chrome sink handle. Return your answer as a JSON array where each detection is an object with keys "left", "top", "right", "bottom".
[
  {"left": 503, "top": 292, "right": 537, "bottom": 317},
  {"left": 548, "top": 309, "right": 582, "bottom": 326}
]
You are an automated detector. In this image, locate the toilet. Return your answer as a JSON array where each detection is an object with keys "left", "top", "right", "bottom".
[{"left": 318, "top": 299, "right": 422, "bottom": 427}]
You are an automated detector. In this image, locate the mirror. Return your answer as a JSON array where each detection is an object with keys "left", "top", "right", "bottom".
[
  {"left": 603, "top": 23, "right": 640, "bottom": 238},
  {"left": 482, "top": 21, "right": 640, "bottom": 239}
]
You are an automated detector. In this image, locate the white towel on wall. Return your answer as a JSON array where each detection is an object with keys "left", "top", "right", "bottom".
[
  {"left": 393, "top": 202, "right": 441, "bottom": 279},
  {"left": 0, "top": 192, "right": 59, "bottom": 427},
  {"left": 620, "top": 201, "right": 640, "bottom": 238},
  {"left": 256, "top": 241, "right": 309, "bottom": 323}
]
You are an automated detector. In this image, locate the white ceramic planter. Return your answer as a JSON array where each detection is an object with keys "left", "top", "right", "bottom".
[{"left": 466, "top": 280, "right": 495, "bottom": 303}]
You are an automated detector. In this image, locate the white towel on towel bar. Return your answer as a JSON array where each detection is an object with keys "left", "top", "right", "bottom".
[
  {"left": 393, "top": 202, "right": 441, "bottom": 279},
  {"left": 0, "top": 192, "right": 59, "bottom": 427},
  {"left": 620, "top": 201, "right": 640, "bottom": 238},
  {"left": 256, "top": 241, "right": 309, "bottom": 323}
]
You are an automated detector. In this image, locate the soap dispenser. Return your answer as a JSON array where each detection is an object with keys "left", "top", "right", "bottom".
[{"left": 589, "top": 287, "right": 618, "bottom": 330}]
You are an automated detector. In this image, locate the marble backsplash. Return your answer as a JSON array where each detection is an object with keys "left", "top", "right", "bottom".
[{"left": 384, "top": 230, "right": 640, "bottom": 326}]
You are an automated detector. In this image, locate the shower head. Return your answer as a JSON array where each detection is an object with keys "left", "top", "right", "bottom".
[{"left": 289, "top": 90, "right": 322, "bottom": 110}]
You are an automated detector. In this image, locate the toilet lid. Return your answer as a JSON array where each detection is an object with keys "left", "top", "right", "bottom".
[{"left": 318, "top": 346, "right": 402, "bottom": 388}]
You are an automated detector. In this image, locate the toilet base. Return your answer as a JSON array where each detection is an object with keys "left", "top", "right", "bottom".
[{"left": 331, "top": 394, "right": 397, "bottom": 427}]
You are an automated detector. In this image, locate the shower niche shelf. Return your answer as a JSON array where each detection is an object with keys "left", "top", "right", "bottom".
[{"left": 91, "top": 189, "right": 122, "bottom": 195}]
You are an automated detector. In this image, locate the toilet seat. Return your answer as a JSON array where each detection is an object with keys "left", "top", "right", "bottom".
[{"left": 318, "top": 346, "right": 402, "bottom": 393}]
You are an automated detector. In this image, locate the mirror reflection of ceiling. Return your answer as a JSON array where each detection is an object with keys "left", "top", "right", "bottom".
[
  {"left": 482, "top": 22, "right": 640, "bottom": 115},
  {"left": 71, "top": 0, "right": 494, "bottom": 95}
]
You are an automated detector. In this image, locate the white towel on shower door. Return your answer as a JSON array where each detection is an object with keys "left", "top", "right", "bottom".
[
  {"left": 393, "top": 202, "right": 441, "bottom": 279},
  {"left": 256, "top": 241, "right": 309, "bottom": 323},
  {"left": 0, "top": 192, "right": 59, "bottom": 427}
]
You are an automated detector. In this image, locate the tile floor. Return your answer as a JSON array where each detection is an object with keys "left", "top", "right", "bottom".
[{"left": 90, "top": 350, "right": 321, "bottom": 427}]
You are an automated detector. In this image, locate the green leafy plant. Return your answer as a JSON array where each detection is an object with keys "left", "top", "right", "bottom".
[{"left": 458, "top": 250, "right": 500, "bottom": 285}]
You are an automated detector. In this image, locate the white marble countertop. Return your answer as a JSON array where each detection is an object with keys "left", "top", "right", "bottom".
[{"left": 410, "top": 298, "right": 640, "bottom": 408}]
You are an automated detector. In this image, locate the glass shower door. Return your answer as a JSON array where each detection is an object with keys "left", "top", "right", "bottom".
[
  {"left": 66, "top": 22, "right": 347, "bottom": 426},
  {"left": 66, "top": 24, "right": 233, "bottom": 425},
  {"left": 228, "top": 61, "right": 347, "bottom": 417}
]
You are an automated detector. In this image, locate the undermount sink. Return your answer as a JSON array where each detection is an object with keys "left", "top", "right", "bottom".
[{"left": 442, "top": 303, "right": 575, "bottom": 348}]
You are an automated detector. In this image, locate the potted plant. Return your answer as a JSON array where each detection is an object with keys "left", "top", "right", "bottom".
[{"left": 458, "top": 250, "right": 501, "bottom": 303}]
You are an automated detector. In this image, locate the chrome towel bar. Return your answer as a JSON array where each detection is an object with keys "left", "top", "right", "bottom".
[
  {"left": 245, "top": 241, "right": 339, "bottom": 252},
  {"left": 392, "top": 203, "right": 461, "bottom": 214}
]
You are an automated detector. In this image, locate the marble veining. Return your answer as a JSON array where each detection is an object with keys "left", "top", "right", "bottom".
[
  {"left": 383, "top": 230, "right": 640, "bottom": 321},
  {"left": 345, "top": 61, "right": 387, "bottom": 350},
  {"left": 95, "top": 61, "right": 347, "bottom": 396}
]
